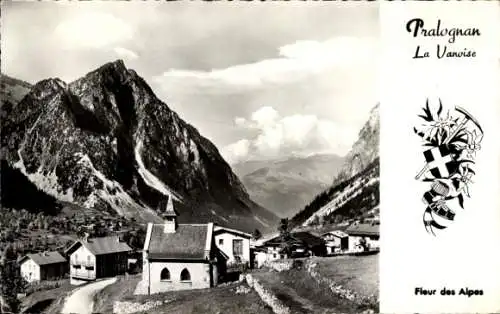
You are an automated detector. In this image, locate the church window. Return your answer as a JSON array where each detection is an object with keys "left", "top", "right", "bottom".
[
  {"left": 160, "top": 268, "right": 170, "bottom": 281},
  {"left": 180, "top": 268, "right": 191, "bottom": 281}
]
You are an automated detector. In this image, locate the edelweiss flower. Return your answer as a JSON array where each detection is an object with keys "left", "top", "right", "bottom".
[
  {"left": 451, "top": 163, "right": 474, "bottom": 197},
  {"left": 421, "top": 111, "right": 455, "bottom": 145},
  {"left": 464, "top": 129, "right": 483, "bottom": 159}
]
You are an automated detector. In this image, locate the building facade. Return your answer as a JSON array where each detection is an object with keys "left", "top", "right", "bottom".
[
  {"left": 137, "top": 196, "right": 227, "bottom": 295},
  {"left": 321, "top": 230, "right": 349, "bottom": 254},
  {"left": 214, "top": 226, "right": 251, "bottom": 267},
  {"left": 345, "top": 222, "right": 380, "bottom": 252},
  {"left": 19, "top": 252, "right": 67, "bottom": 283},
  {"left": 66, "top": 235, "right": 132, "bottom": 285}
]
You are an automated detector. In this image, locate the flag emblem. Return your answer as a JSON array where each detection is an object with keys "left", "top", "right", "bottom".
[{"left": 423, "top": 145, "right": 457, "bottom": 179}]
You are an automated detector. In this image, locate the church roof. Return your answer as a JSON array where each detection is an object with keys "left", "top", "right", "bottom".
[{"left": 145, "top": 223, "right": 213, "bottom": 260}]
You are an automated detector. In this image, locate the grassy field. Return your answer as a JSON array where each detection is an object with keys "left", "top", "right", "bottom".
[
  {"left": 252, "top": 268, "right": 370, "bottom": 314},
  {"left": 20, "top": 280, "right": 75, "bottom": 314},
  {"left": 312, "top": 254, "right": 378, "bottom": 299},
  {"left": 250, "top": 254, "right": 378, "bottom": 314},
  {"left": 93, "top": 274, "right": 273, "bottom": 314},
  {"left": 93, "top": 274, "right": 143, "bottom": 313}
]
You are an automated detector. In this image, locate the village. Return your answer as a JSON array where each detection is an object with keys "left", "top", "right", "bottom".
[{"left": 2, "top": 195, "right": 379, "bottom": 314}]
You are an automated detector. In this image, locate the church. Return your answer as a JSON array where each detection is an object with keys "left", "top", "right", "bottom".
[{"left": 136, "top": 196, "right": 228, "bottom": 295}]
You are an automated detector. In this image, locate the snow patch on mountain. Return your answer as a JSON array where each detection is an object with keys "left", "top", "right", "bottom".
[
  {"left": 13, "top": 149, "right": 75, "bottom": 202},
  {"left": 75, "top": 152, "right": 158, "bottom": 219},
  {"left": 254, "top": 216, "right": 270, "bottom": 228},
  {"left": 134, "top": 139, "right": 181, "bottom": 202}
]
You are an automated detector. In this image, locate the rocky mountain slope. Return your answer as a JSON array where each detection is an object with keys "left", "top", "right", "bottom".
[
  {"left": 332, "top": 104, "right": 379, "bottom": 185},
  {"left": 0, "top": 61, "right": 277, "bottom": 233},
  {"left": 290, "top": 104, "right": 380, "bottom": 228},
  {"left": 232, "top": 154, "right": 344, "bottom": 218}
]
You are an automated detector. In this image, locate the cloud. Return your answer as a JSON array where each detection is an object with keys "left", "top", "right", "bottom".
[
  {"left": 223, "top": 139, "right": 251, "bottom": 164},
  {"left": 152, "top": 36, "right": 377, "bottom": 94},
  {"left": 54, "top": 12, "right": 134, "bottom": 49},
  {"left": 222, "top": 106, "right": 358, "bottom": 163},
  {"left": 234, "top": 117, "right": 247, "bottom": 127},
  {"left": 250, "top": 106, "right": 279, "bottom": 128},
  {"left": 114, "top": 47, "right": 139, "bottom": 60}
]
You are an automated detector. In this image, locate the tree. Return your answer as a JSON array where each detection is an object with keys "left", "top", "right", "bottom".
[
  {"left": 252, "top": 229, "right": 262, "bottom": 240},
  {"left": 0, "top": 244, "right": 26, "bottom": 313},
  {"left": 277, "top": 218, "right": 294, "bottom": 259},
  {"left": 278, "top": 218, "right": 289, "bottom": 237}
]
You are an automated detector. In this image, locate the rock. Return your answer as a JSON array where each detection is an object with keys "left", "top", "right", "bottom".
[{"left": 1, "top": 60, "right": 277, "bottom": 231}]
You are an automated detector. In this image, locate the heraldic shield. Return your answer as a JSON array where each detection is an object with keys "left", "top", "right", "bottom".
[{"left": 422, "top": 144, "right": 458, "bottom": 179}]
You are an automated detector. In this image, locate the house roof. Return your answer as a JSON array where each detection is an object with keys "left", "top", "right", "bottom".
[
  {"left": 20, "top": 251, "right": 66, "bottom": 266},
  {"left": 214, "top": 225, "right": 252, "bottom": 239},
  {"left": 263, "top": 232, "right": 325, "bottom": 248},
  {"left": 66, "top": 236, "right": 132, "bottom": 256},
  {"left": 345, "top": 223, "right": 380, "bottom": 236},
  {"left": 322, "top": 230, "right": 348, "bottom": 238},
  {"left": 145, "top": 223, "right": 213, "bottom": 260}
]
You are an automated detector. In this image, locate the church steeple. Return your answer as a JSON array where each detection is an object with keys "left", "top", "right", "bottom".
[{"left": 162, "top": 195, "right": 177, "bottom": 233}]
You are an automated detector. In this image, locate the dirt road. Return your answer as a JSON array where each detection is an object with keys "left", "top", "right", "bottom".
[{"left": 61, "top": 278, "right": 117, "bottom": 314}]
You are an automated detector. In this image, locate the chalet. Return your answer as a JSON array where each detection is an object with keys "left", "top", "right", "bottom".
[
  {"left": 254, "top": 231, "right": 326, "bottom": 266},
  {"left": 66, "top": 235, "right": 132, "bottom": 285},
  {"left": 19, "top": 252, "right": 67, "bottom": 283},
  {"left": 137, "top": 196, "right": 227, "bottom": 295},
  {"left": 321, "top": 230, "right": 349, "bottom": 254},
  {"left": 214, "top": 225, "right": 251, "bottom": 267},
  {"left": 345, "top": 222, "right": 380, "bottom": 252}
]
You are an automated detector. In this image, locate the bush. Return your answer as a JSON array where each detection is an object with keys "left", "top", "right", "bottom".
[
  {"left": 25, "top": 279, "right": 66, "bottom": 295},
  {"left": 292, "top": 260, "right": 304, "bottom": 270}
]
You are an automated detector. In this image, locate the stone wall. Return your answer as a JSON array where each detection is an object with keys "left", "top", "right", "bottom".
[
  {"left": 113, "top": 299, "right": 173, "bottom": 314},
  {"left": 305, "top": 260, "right": 378, "bottom": 310},
  {"left": 245, "top": 274, "right": 290, "bottom": 314}
]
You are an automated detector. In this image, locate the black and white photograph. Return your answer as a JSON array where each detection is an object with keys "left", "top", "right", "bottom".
[{"left": 1, "top": 2, "right": 379, "bottom": 314}]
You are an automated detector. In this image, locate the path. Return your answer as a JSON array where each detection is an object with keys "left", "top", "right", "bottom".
[{"left": 61, "top": 278, "right": 117, "bottom": 314}]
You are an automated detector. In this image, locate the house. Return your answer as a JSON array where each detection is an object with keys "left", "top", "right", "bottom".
[
  {"left": 137, "top": 196, "right": 227, "bottom": 295},
  {"left": 65, "top": 235, "right": 132, "bottom": 285},
  {"left": 345, "top": 222, "right": 380, "bottom": 252},
  {"left": 254, "top": 231, "right": 326, "bottom": 267},
  {"left": 19, "top": 251, "right": 67, "bottom": 283},
  {"left": 214, "top": 225, "right": 251, "bottom": 267},
  {"left": 321, "top": 230, "right": 349, "bottom": 254}
]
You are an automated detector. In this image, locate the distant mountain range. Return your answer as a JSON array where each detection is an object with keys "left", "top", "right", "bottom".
[
  {"left": 291, "top": 104, "right": 380, "bottom": 228},
  {"left": 0, "top": 61, "right": 278, "bottom": 233},
  {"left": 232, "top": 154, "right": 344, "bottom": 218},
  {"left": 0, "top": 74, "right": 32, "bottom": 108}
]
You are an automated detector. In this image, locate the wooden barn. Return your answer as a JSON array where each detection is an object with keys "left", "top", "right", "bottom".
[{"left": 19, "top": 251, "right": 67, "bottom": 283}]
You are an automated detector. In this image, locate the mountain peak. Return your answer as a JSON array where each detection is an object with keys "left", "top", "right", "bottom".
[{"left": 1, "top": 63, "right": 278, "bottom": 232}]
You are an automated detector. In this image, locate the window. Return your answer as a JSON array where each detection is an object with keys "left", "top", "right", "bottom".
[
  {"left": 180, "top": 268, "right": 191, "bottom": 281},
  {"left": 233, "top": 239, "right": 243, "bottom": 256},
  {"left": 218, "top": 239, "right": 224, "bottom": 245},
  {"left": 160, "top": 268, "right": 170, "bottom": 281}
]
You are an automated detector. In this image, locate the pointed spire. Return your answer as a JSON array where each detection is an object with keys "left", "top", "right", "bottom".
[
  {"left": 163, "top": 195, "right": 177, "bottom": 233},
  {"left": 165, "top": 194, "right": 176, "bottom": 217}
]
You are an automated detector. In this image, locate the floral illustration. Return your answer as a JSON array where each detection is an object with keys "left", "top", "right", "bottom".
[{"left": 414, "top": 99, "right": 483, "bottom": 236}]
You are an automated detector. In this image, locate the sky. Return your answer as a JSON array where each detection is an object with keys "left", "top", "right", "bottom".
[{"left": 1, "top": 1, "right": 379, "bottom": 164}]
